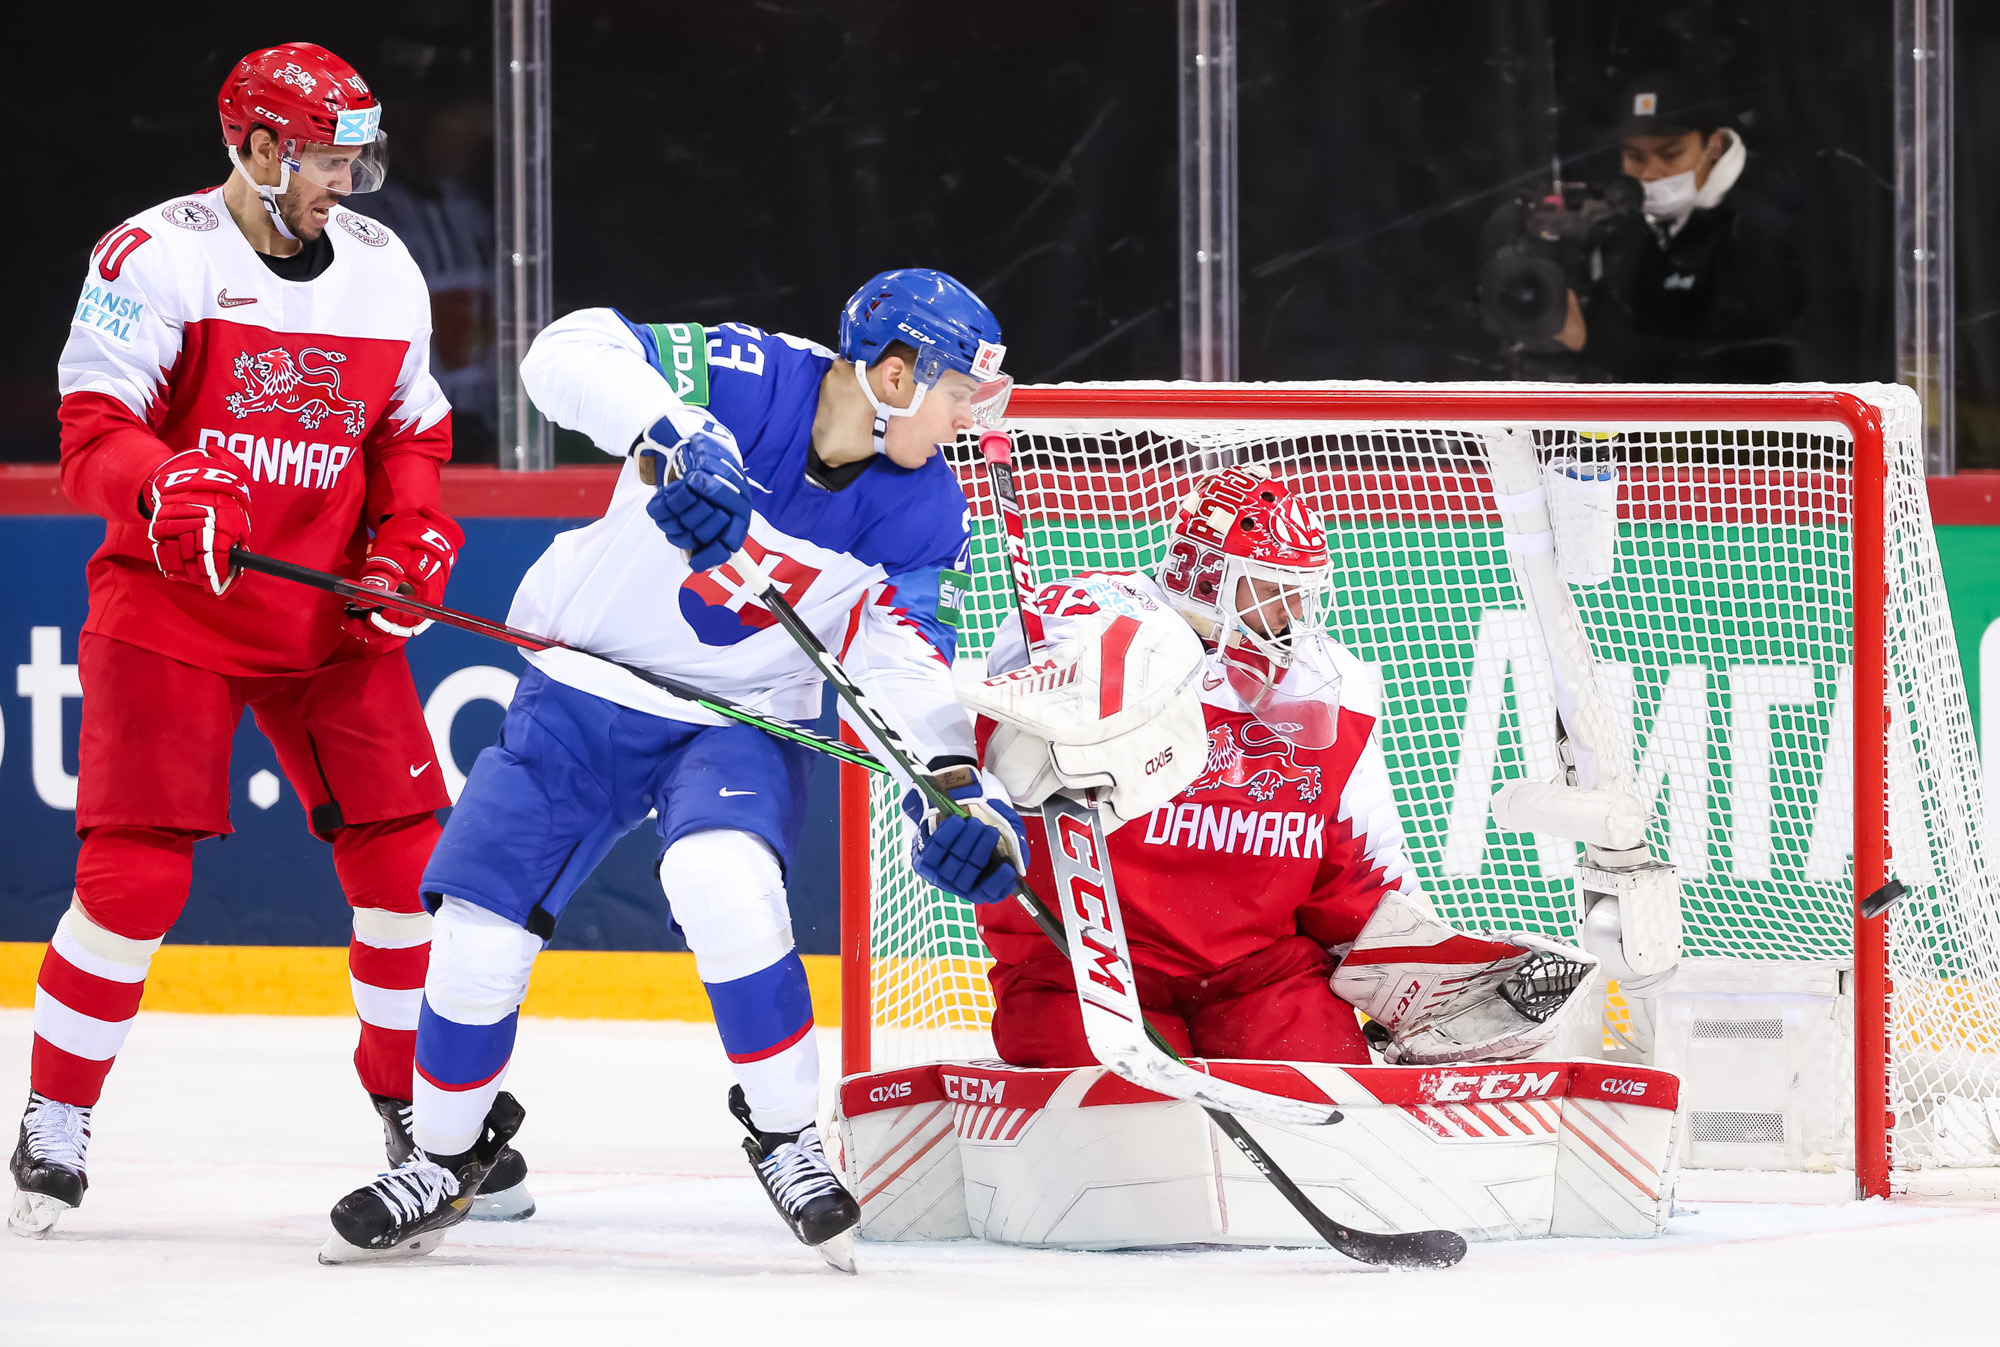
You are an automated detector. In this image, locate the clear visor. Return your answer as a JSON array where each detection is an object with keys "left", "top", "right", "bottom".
[
  {"left": 911, "top": 345, "right": 1013, "bottom": 429},
  {"left": 282, "top": 134, "right": 390, "bottom": 195}
]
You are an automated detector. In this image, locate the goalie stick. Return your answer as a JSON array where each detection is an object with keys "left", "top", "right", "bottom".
[
  {"left": 968, "top": 432, "right": 1467, "bottom": 1270},
  {"left": 227, "top": 546, "right": 886, "bottom": 775}
]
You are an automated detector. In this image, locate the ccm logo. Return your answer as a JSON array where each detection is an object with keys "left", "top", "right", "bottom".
[
  {"left": 1144, "top": 746, "right": 1174, "bottom": 775},
  {"left": 1598, "top": 1077, "right": 1648, "bottom": 1098},
  {"left": 942, "top": 1074, "right": 1005, "bottom": 1104},
  {"left": 1433, "top": 1070, "right": 1560, "bottom": 1103},
  {"left": 867, "top": 1080, "right": 912, "bottom": 1104}
]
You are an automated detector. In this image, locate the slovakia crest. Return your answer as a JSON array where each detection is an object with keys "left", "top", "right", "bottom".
[{"left": 678, "top": 538, "right": 821, "bottom": 646}]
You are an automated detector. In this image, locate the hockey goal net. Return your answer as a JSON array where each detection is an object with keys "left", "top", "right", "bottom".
[{"left": 836, "top": 381, "right": 2000, "bottom": 1197}]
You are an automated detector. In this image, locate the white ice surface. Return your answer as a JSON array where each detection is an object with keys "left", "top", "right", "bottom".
[{"left": 2, "top": 1010, "right": 1997, "bottom": 1346}]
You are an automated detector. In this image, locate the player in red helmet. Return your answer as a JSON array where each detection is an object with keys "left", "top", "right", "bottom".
[
  {"left": 217, "top": 42, "right": 392, "bottom": 244},
  {"left": 967, "top": 465, "right": 1595, "bottom": 1070},
  {"left": 9, "top": 42, "right": 530, "bottom": 1236}
]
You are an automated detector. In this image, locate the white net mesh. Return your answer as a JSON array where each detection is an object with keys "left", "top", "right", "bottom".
[{"left": 853, "top": 381, "right": 2000, "bottom": 1177}]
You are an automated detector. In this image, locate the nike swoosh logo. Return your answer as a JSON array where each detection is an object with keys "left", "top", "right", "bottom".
[
  {"left": 410, "top": 763, "right": 432, "bottom": 777},
  {"left": 718, "top": 788, "right": 755, "bottom": 797},
  {"left": 217, "top": 289, "right": 258, "bottom": 308}
]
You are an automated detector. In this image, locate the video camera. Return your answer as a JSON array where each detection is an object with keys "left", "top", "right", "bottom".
[{"left": 1478, "top": 176, "right": 1643, "bottom": 349}]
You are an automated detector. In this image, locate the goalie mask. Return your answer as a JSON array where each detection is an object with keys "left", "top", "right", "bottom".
[{"left": 1155, "top": 466, "right": 1338, "bottom": 747}]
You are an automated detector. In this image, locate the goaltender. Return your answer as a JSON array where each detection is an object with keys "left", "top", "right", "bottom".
[{"left": 966, "top": 466, "right": 1602, "bottom": 1071}]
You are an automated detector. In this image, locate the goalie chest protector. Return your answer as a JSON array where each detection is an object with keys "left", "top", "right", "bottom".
[{"left": 979, "top": 692, "right": 1398, "bottom": 978}]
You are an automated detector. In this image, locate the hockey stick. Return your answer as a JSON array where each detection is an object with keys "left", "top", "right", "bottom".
[
  {"left": 977, "top": 433, "right": 1349, "bottom": 1121},
  {"left": 975, "top": 433, "right": 1466, "bottom": 1270},
  {"left": 226, "top": 546, "right": 886, "bottom": 775}
]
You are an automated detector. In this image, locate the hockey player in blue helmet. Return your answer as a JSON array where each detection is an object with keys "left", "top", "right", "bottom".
[
  {"left": 321, "top": 269, "right": 1027, "bottom": 1272},
  {"left": 840, "top": 267, "right": 1012, "bottom": 461}
]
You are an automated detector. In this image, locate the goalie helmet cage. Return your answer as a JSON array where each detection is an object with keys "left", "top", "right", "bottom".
[{"left": 837, "top": 381, "right": 2000, "bottom": 1201}]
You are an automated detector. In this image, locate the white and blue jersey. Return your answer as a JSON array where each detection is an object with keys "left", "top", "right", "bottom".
[
  {"left": 413, "top": 308, "right": 983, "bottom": 1115},
  {"left": 508, "top": 308, "right": 976, "bottom": 761}
]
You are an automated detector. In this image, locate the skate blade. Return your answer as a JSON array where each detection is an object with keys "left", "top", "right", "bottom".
[
  {"left": 316, "top": 1227, "right": 451, "bottom": 1265},
  {"left": 8, "top": 1188, "right": 73, "bottom": 1238},
  {"left": 465, "top": 1181, "right": 536, "bottom": 1222},
  {"left": 813, "top": 1228, "right": 857, "bottom": 1275}
]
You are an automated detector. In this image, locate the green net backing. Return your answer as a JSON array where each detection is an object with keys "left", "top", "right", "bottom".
[{"left": 852, "top": 384, "right": 2000, "bottom": 1173}]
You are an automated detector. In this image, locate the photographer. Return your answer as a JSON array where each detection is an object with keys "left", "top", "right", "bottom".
[
  {"left": 1564, "top": 73, "right": 1805, "bottom": 381},
  {"left": 1481, "top": 73, "right": 1804, "bottom": 382}
]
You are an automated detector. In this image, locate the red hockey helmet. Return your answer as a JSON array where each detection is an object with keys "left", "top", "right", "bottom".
[
  {"left": 218, "top": 43, "right": 388, "bottom": 196},
  {"left": 1156, "top": 465, "right": 1338, "bottom": 744}
]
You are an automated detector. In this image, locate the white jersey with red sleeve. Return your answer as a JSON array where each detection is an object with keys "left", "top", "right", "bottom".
[
  {"left": 57, "top": 188, "right": 451, "bottom": 676},
  {"left": 976, "top": 569, "right": 1424, "bottom": 979}
]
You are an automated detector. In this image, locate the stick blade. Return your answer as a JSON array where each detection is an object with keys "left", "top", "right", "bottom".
[{"left": 1332, "top": 1225, "right": 1469, "bottom": 1269}]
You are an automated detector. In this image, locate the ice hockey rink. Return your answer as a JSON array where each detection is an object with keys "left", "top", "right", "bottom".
[{"left": 0, "top": 1011, "right": 1992, "bottom": 1346}]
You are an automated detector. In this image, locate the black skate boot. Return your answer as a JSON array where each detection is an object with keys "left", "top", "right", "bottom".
[
  {"left": 9, "top": 1091, "right": 91, "bottom": 1238},
  {"left": 729, "top": 1085, "right": 858, "bottom": 1273},
  {"left": 319, "top": 1091, "right": 525, "bottom": 1264},
  {"left": 371, "top": 1093, "right": 535, "bottom": 1221}
]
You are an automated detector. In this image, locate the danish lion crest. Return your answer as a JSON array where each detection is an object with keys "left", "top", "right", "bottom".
[
  {"left": 225, "top": 347, "right": 369, "bottom": 436},
  {"left": 1185, "top": 720, "right": 1323, "bottom": 803}
]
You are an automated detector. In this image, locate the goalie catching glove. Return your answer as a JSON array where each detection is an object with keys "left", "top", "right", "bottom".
[
  {"left": 903, "top": 765, "right": 1030, "bottom": 906},
  {"left": 963, "top": 603, "right": 1209, "bottom": 831},
  {"left": 1331, "top": 891, "right": 1598, "bottom": 1065}
]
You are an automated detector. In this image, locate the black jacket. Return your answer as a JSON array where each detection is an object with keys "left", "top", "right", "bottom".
[{"left": 1584, "top": 153, "right": 1806, "bottom": 383}]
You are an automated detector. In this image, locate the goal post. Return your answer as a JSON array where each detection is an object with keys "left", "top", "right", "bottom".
[{"left": 838, "top": 381, "right": 1999, "bottom": 1201}]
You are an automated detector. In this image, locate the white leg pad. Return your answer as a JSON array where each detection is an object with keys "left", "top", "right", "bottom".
[
  {"left": 658, "top": 830, "right": 793, "bottom": 984},
  {"left": 424, "top": 896, "right": 543, "bottom": 1026}
]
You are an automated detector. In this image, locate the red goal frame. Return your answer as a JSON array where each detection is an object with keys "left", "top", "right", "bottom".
[{"left": 839, "top": 386, "right": 1893, "bottom": 1199}]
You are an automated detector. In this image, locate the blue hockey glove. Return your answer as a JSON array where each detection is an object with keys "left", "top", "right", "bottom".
[
  {"left": 640, "top": 418, "right": 752, "bottom": 571},
  {"left": 903, "top": 768, "right": 1030, "bottom": 906}
]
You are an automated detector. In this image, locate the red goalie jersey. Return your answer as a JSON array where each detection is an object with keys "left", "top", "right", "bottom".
[
  {"left": 58, "top": 187, "right": 452, "bottom": 675},
  {"left": 975, "top": 570, "right": 1423, "bottom": 1067}
]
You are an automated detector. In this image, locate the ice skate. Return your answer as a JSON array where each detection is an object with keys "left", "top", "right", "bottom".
[
  {"left": 371, "top": 1093, "right": 535, "bottom": 1221},
  {"left": 319, "top": 1091, "right": 525, "bottom": 1264},
  {"left": 729, "top": 1085, "right": 859, "bottom": 1273},
  {"left": 8, "top": 1091, "right": 92, "bottom": 1238}
]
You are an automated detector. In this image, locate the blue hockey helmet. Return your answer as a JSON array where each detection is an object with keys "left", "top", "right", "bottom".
[{"left": 839, "top": 268, "right": 1011, "bottom": 451}]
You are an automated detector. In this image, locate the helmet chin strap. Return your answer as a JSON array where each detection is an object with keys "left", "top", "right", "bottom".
[
  {"left": 851, "top": 360, "right": 930, "bottom": 456},
  {"left": 228, "top": 144, "right": 299, "bottom": 242}
]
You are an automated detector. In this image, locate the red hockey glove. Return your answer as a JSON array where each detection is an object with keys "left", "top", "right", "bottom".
[
  {"left": 342, "top": 510, "right": 464, "bottom": 644},
  {"left": 145, "top": 448, "right": 252, "bottom": 596}
]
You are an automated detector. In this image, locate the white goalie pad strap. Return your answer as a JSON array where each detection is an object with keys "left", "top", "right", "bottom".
[
  {"left": 961, "top": 606, "right": 1204, "bottom": 747},
  {"left": 1331, "top": 891, "right": 1598, "bottom": 1065}
]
